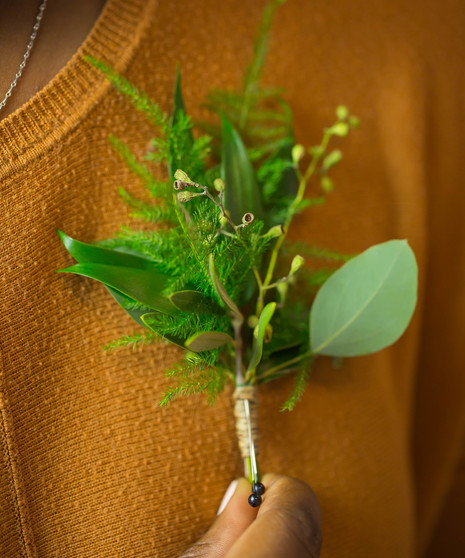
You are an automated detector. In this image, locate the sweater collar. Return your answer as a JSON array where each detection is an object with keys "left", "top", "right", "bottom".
[{"left": 0, "top": 0, "right": 157, "bottom": 181}]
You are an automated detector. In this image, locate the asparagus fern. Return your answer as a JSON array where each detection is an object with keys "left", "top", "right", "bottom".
[{"left": 59, "top": 1, "right": 417, "bottom": 412}]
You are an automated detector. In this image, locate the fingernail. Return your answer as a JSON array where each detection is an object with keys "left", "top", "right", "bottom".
[{"left": 217, "top": 479, "right": 238, "bottom": 515}]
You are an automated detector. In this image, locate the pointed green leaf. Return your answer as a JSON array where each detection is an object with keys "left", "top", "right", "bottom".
[
  {"left": 310, "top": 240, "right": 418, "bottom": 356},
  {"left": 185, "top": 331, "right": 233, "bottom": 352},
  {"left": 58, "top": 230, "right": 160, "bottom": 270},
  {"left": 277, "top": 134, "right": 299, "bottom": 196},
  {"left": 220, "top": 115, "right": 263, "bottom": 224},
  {"left": 169, "top": 290, "right": 222, "bottom": 315},
  {"left": 58, "top": 263, "right": 179, "bottom": 316},
  {"left": 208, "top": 254, "right": 242, "bottom": 319},
  {"left": 107, "top": 287, "right": 149, "bottom": 326},
  {"left": 266, "top": 338, "right": 306, "bottom": 357},
  {"left": 247, "top": 302, "right": 276, "bottom": 375},
  {"left": 171, "top": 66, "right": 191, "bottom": 131},
  {"left": 141, "top": 312, "right": 187, "bottom": 349},
  {"left": 257, "top": 345, "right": 311, "bottom": 384},
  {"left": 169, "top": 66, "right": 193, "bottom": 179}
]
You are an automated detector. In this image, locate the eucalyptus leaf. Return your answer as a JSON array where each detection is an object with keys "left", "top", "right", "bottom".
[
  {"left": 220, "top": 115, "right": 263, "bottom": 224},
  {"left": 185, "top": 331, "right": 233, "bottom": 352},
  {"left": 169, "top": 290, "right": 222, "bottom": 315},
  {"left": 59, "top": 263, "right": 179, "bottom": 316},
  {"left": 247, "top": 302, "right": 276, "bottom": 376},
  {"left": 310, "top": 240, "right": 417, "bottom": 356}
]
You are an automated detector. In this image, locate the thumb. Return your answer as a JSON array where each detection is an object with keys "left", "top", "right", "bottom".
[
  {"left": 179, "top": 477, "right": 258, "bottom": 557},
  {"left": 227, "top": 473, "right": 322, "bottom": 558},
  {"left": 180, "top": 474, "right": 321, "bottom": 557}
]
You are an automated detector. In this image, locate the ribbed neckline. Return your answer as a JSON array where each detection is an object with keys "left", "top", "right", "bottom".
[{"left": 0, "top": 0, "right": 157, "bottom": 180}]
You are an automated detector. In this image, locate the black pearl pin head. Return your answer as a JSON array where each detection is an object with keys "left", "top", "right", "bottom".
[
  {"left": 248, "top": 481, "right": 265, "bottom": 507},
  {"left": 248, "top": 493, "right": 262, "bottom": 507},
  {"left": 252, "top": 481, "right": 265, "bottom": 496}
]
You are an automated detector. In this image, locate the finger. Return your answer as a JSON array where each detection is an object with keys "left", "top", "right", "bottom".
[
  {"left": 226, "top": 473, "right": 322, "bottom": 558},
  {"left": 179, "top": 477, "right": 258, "bottom": 557}
]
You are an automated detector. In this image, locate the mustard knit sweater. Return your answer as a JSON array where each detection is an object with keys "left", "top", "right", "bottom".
[{"left": 1, "top": 0, "right": 464, "bottom": 556}]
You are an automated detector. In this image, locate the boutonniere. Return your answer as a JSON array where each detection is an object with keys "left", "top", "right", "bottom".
[{"left": 58, "top": 0, "right": 417, "bottom": 506}]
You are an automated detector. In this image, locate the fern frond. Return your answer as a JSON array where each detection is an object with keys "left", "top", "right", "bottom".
[
  {"left": 103, "top": 332, "right": 161, "bottom": 351},
  {"left": 160, "top": 353, "right": 227, "bottom": 406},
  {"left": 85, "top": 56, "right": 168, "bottom": 129},
  {"left": 143, "top": 312, "right": 231, "bottom": 342},
  {"left": 280, "top": 363, "right": 311, "bottom": 412},
  {"left": 110, "top": 136, "right": 160, "bottom": 186},
  {"left": 240, "top": 0, "right": 287, "bottom": 128},
  {"left": 117, "top": 187, "right": 176, "bottom": 224}
]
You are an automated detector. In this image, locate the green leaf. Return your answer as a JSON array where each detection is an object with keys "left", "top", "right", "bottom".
[
  {"left": 84, "top": 56, "right": 166, "bottom": 129},
  {"left": 257, "top": 345, "right": 310, "bottom": 384},
  {"left": 257, "top": 356, "right": 294, "bottom": 382},
  {"left": 185, "top": 331, "right": 233, "bottom": 352},
  {"left": 208, "top": 254, "right": 242, "bottom": 319},
  {"left": 169, "top": 290, "right": 222, "bottom": 314},
  {"left": 169, "top": 66, "right": 193, "bottom": 179},
  {"left": 276, "top": 134, "right": 299, "bottom": 197},
  {"left": 107, "top": 287, "right": 149, "bottom": 326},
  {"left": 239, "top": 0, "right": 286, "bottom": 127},
  {"left": 220, "top": 115, "right": 263, "bottom": 224},
  {"left": 58, "top": 230, "right": 159, "bottom": 269},
  {"left": 58, "top": 231, "right": 176, "bottom": 325},
  {"left": 58, "top": 263, "right": 179, "bottom": 316},
  {"left": 141, "top": 313, "right": 186, "bottom": 348},
  {"left": 171, "top": 66, "right": 191, "bottom": 134},
  {"left": 310, "top": 240, "right": 418, "bottom": 356},
  {"left": 247, "top": 302, "right": 276, "bottom": 376}
]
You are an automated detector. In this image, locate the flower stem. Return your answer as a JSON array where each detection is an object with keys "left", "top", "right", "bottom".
[
  {"left": 257, "top": 351, "right": 313, "bottom": 382},
  {"left": 234, "top": 319, "right": 245, "bottom": 386},
  {"left": 255, "top": 130, "right": 332, "bottom": 315}
]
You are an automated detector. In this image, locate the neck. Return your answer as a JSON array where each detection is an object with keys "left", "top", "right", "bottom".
[{"left": 0, "top": 0, "right": 107, "bottom": 119}]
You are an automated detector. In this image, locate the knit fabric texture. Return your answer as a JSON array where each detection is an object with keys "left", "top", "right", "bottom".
[{"left": 1, "top": 0, "right": 464, "bottom": 556}]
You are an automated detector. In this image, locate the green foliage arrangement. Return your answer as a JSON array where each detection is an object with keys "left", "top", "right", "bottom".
[{"left": 58, "top": 0, "right": 417, "bottom": 422}]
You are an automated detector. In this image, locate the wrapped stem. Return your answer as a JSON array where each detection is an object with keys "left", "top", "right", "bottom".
[{"left": 233, "top": 385, "right": 260, "bottom": 482}]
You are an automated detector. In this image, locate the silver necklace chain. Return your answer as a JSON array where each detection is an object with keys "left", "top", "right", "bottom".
[{"left": 0, "top": 0, "right": 48, "bottom": 112}]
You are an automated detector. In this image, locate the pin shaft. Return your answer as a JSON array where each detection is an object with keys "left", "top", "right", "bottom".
[{"left": 243, "top": 399, "right": 258, "bottom": 484}]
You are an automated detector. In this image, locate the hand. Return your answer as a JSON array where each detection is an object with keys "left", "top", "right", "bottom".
[{"left": 180, "top": 473, "right": 322, "bottom": 557}]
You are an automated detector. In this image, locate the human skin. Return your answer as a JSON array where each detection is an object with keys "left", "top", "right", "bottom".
[
  {"left": 0, "top": 0, "right": 106, "bottom": 119},
  {"left": 180, "top": 474, "right": 322, "bottom": 558}
]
